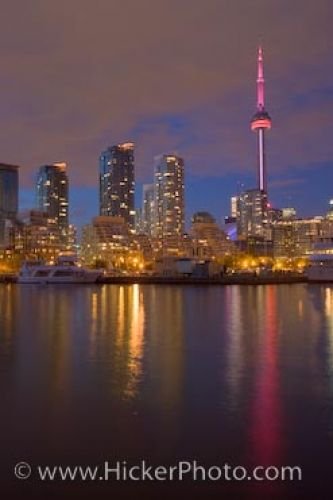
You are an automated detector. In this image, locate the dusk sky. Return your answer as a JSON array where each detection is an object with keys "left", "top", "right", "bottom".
[{"left": 1, "top": 0, "right": 332, "bottom": 227}]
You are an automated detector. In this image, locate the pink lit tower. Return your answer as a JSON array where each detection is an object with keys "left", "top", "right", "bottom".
[{"left": 250, "top": 46, "right": 272, "bottom": 194}]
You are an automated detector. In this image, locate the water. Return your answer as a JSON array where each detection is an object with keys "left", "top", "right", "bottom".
[{"left": 0, "top": 283, "right": 332, "bottom": 499}]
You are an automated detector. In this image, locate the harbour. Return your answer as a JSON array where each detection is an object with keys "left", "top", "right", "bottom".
[{"left": 1, "top": 283, "right": 332, "bottom": 498}]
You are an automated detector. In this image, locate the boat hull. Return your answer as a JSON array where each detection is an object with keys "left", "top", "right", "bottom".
[
  {"left": 18, "top": 262, "right": 102, "bottom": 284},
  {"left": 307, "top": 266, "right": 333, "bottom": 282},
  {"left": 18, "top": 274, "right": 100, "bottom": 284}
]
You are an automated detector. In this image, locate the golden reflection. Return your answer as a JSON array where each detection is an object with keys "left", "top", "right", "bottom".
[
  {"left": 148, "top": 287, "right": 184, "bottom": 413},
  {"left": 88, "top": 290, "right": 100, "bottom": 348},
  {"left": 324, "top": 287, "right": 333, "bottom": 370},
  {"left": 0, "top": 285, "right": 18, "bottom": 367},
  {"left": 92, "top": 285, "right": 146, "bottom": 400},
  {"left": 43, "top": 289, "right": 72, "bottom": 401},
  {"left": 125, "top": 284, "right": 145, "bottom": 398},
  {"left": 91, "top": 291, "right": 98, "bottom": 321},
  {"left": 298, "top": 299, "right": 304, "bottom": 317},
  {"left": 12, "top": 288, "right": 74, "bottom": 417},
  {"left": 116, "top": 286, "right": 125, "bottom": 345},
  {"left": 0, "top": 285, "right": 15, "bottom": 340}
]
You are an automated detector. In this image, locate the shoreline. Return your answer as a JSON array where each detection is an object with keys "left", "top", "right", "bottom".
[
  {"left": 0, "top": 274, "right": 307, "bottom": 285},
  {"left": 97, "top": 274, "right": 308, "bottom": 286},
  {"left": 2, "top": 274, "right": 330, "bottom": 286}
]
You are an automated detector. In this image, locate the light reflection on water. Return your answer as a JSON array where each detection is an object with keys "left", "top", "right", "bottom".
[
  {"left": 0, "top": 283, "right": 333, "bottom": 498},
  {"left": 325, "top": 287, "right": 333, "bottom": 374},
  {"left": 249, "top": 286, "right": 283, "bottom": 466}
]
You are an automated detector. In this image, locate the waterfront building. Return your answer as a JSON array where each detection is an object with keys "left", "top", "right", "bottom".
[
  {"left": 36, "top": 162, "right": 69, "bottom": 236},
  {"left": 190, "top": 211, "right": 234, "bottom": 260},
  {"left": 131, "top": 233, "right": 153, "bottom": 262},
  {"left": 237, "top": 188, "right": 268, "bottom": 241},
  {"left": 11, "top": 210, "right": 64, "bottom": 261},
  {"left": 272, "top": 217, "right": 323, "bottom": 258},
  {"left": 0, "top": 163, "right": 19, "bottom": 246},
  {"left": 153, "top": 154, "right": 185, "bottom": 254},
  {"left": 271, "top": 221, "right": 295, "bottom": 258},
  {"left": 81, "top": 215, "right": 144, "bottom": 271},
  {"left": 99, "top": 142, "right": 135, "bottom": 230}
]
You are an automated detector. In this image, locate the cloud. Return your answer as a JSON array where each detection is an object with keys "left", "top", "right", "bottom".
[{"left": 0, "top": 0, "right": 331, "bottom": 217}]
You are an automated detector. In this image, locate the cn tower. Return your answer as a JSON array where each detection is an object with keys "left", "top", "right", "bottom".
[{"left": 250, "top": 46, "right": 272, "bottom": 194}]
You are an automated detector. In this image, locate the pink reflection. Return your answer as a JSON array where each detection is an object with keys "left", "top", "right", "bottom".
[{"left": 249, "top": 286, "right": 284, "bottom": 466}]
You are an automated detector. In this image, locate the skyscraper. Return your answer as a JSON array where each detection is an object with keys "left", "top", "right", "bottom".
[
  {"left": 142, "top": 183, "right": 154, "bottom": 236},
  {"left": 0, "top": 163, "right": 19, "bottom": 246},
  {"left": 237, "top": 188, "right": 268, "bottom": 240},
  {"left": 250, "top": 46, "right": 272, "bottom": 194},
  {"left": 99, "top": 142, "right": 135, "bottom": 230},
  {"left": 36, "top": 162, "right": 69, "bottom": 230},
  {"left": 153, "top": 154, "right": 185, "bottom": 251}
]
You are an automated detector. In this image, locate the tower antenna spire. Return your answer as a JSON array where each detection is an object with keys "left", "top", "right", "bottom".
[{"left": 257, "top": 46, "right": 265, "bottom": 110}]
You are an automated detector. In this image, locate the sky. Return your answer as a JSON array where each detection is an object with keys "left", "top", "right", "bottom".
[{"left": 1, "top": 0, "right": 332, "bottom": 227}]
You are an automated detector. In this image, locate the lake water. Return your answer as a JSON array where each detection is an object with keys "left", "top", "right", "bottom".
[{"left": 0, "top": 283, "right": 332, "bottom": 499}]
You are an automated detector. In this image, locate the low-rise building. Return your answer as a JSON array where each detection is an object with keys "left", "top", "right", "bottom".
[{"left": 191, "top": 211, "right": 234, "bottom": 260}]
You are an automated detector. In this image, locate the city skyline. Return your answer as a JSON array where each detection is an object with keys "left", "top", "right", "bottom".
[
  {"left": 1, "top": 6, "right": 332, "bottom": 499},
  {"left": 0, "top": 0, "right": 332, "bottom": 226}
]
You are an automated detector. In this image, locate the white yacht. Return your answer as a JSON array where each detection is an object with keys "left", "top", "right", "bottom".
[
  {"left": 307, "top": 240, "right": 333, "bottom": 282},
  {"left": 18, "top": 255, "right": 103, "bottom": 284}
]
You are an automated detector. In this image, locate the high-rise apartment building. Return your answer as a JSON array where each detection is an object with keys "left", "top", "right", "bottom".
[
  {"left": 142, "top": 183, "right": 154, "bottom": 236},
  {"left": 99, "top": 142, "right": 135, "bottom": 229},
  {"left": 153, "top": 154, "right": 185, "bottom": 251},
  {"left": 36, "top": 162, "right": 69, "bottom": 230},
  {"left": 0, "top": 163, "right": 19, "bottom": 246},
  {"left": 237, "top": 188, "right": 268, "bottom": 240}
]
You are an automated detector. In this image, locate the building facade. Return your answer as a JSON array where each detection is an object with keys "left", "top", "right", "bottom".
[
  {"left": 81, "top": 215, "right": 145, "bottom": 271},
  {"left": 99, "top": 142, "right": 135, "bottom": 230},
  {"left": 142, "top": 183, "right": 155, "bottom": 236},
  {"left": 153, "top": 154, "right": 185, "bottom": 253},
  {"left": 13, "top": 210, "right": 64, "bottom": 260},
  {"left": 272, "top": 217, "right": 323, "bottom": 257},
  {"left": 0, "top": 163, "right": 19, "bottom": 246},
  {"left": 36, "top": 163, "right": 69, "bottom": 232},
  {"left": 237, "top": 189, "right": 268, "bottom": 241},
  {"left": 190, "top": 212, "right": 234, "bottom": 260}
]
